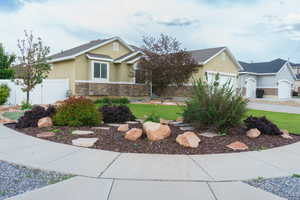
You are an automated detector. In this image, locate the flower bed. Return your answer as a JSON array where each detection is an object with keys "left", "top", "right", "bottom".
[{"left": 5, "top": 122, "right": 300, "bottom": 155}]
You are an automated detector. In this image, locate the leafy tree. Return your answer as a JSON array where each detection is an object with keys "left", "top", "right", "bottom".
[
  {"left": 138, "top": 34, "right": 198, "bottom": 100},
  {"left": 15, "top": 31, "right": 51, "bottom": 104},
  {"left": 0, "top": 44, "right": 16, "bottom": 79}
]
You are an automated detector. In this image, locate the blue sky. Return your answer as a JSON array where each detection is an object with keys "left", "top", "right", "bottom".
[{"left": 0, "top": 0, "right": 300, "bottom": 63}]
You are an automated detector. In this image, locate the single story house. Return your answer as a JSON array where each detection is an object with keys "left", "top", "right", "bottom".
[
  {"left": 239, "top": 59, "right": 296, "bottom": 99},
  {"left": 48, "top": 36, "right": 243, "bottom": 98}
]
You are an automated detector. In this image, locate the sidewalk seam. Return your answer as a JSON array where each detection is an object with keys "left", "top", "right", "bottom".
[
  {"left": 107, "top": 179, "right": 115, "bottom": 200},
  {"left": 206, "top": 182, "right": 218, "bottom": 200},
  {"left": 188, "top": 155, "right": 215, "bottom": 181},
  {"left": 98, "top": 153, "right": 122, "bottom": 178}
]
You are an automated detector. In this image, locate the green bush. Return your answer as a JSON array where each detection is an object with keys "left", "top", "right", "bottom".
[
  {"left": 53, "top": 97, "right": 101, "bottom": 127},
  {"left": 0, "top": 84, "right": 10, "bottom": 105},
  {"left": 0, "top": 68, "right": 14, "bottom": 79},
  {"left": 183, "top": 74, "right": 248, "bottom": 131},
  {"left": 21, "top": 101, "right": 33, "bottom": 110},
  {"left": 94, "top": 97, "right": 130, "bottom": 106},
  {"left": 145, "top": 111, "right": 160, "bottom": 123}
]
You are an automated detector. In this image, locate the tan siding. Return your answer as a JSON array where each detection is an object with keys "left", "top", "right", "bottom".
[
  {"left": 189, "top": 51, "right": 239, "bottom": 83},
  {"left": 89, "top": 41, "right": 131, "bottom": 59},
  {"left": 48, "top": 60, "right": 76, "bottom": 93},
  {"left": 74, "top": 54, "right": 89, "bottom": 80}
]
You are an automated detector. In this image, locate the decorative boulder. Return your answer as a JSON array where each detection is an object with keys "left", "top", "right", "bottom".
[
  {"left": 176, "top": 132, "right": 201, "bottom": 148},
  {"left": 118, "top": 124, "right": 129, "bottom": 132},
  {"left": 37, "top": 132, "right": 56, "bottom": 138},
  {"left": 246, "top": 128, "right": 261, "bottom": 139},
  {"left": 143, "top": 121, "right": 171, "bottom": 141},
  {"left": 125, "top": 128, "right": 143, "bottom": 141},
  {"left": 280, "top": 129, "right": 293, "bottom": 139},
  {"left": 38, "top": 117, "right": 53, "bottom": 128}
]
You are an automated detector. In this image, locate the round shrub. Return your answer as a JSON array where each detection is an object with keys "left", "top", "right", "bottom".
[
  {"left": 244, "top": 116, "right": 282, "bottom": 135},
  {"left": 101, "top": 105, "right": 135, "bottom": 123},
  {"left": 53, "top": 97, "right": 101, "bottom": 127},
  {"left": 183, "top": 74, "right": 248, "bottom": 131},
  {"left": 0, "top": 84, "right": 10, "bottom": 105},
  {"left": 16, "top": 105, "right": 56, "bottom": 128}
]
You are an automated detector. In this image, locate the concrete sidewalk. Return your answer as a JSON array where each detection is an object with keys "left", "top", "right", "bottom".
[{"left": 2, "top": 125, "right": 299, "bottom": 199}]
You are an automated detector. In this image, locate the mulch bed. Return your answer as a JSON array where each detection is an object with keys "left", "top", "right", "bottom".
[{"left": 5, "top": 123, "right": 300, "bottom": 155}]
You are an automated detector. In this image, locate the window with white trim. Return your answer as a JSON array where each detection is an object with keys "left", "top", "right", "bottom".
[
  {"left": 112, "top": 42, "right": 119, "bottom": 51},
  {"left": 93, "top": 62, "right": 108, "bottom": 80}
]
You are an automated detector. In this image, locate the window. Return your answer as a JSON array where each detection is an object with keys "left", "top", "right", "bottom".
[
  {"left": 93, "top": 62, "right": 108, "bottom": 80},
  {"left": 135, "top": 69, "right": 146, "bottom": 84},
  {"left": 112, "top": 42, "right": 119, "bottom": 51}
]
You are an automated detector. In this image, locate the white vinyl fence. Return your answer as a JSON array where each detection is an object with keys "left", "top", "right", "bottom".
[{"left": 0, "top": 79, "right": 69, "bottom": 105}]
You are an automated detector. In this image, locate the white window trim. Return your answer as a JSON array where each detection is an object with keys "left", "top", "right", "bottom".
[
  {"left": 206, "top": 70, "right": 237, "bottom": 77},
  {"left": 91, "top": 60, "right": 110, "bottom": 82}
]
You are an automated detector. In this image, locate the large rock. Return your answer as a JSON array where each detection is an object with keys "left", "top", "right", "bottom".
[
  {"left": 280, "top": 130, "right": 293, "bottom": 139},
  {"left": 125, "top": 128, "right": 143, "bottom": 141},
  {"left": 72, "top": 138, "right": 98, "bottom": 147},
  {"left": 176, "top": 132, "right": 201, "bottom": 148},
  {"left": 160, "top": 119, "right": 170, "bottom": 125},
  {"left": 246, "top": 128, "right": 261, "bottom": 139},
  {"left": 37, "top": 117, "right": 53, "bottom": 128},
  {"left": 143, "top": 121, "right": 171, "bottom": 141},
  {"left": 118, "top": 124, "right": 129, "bottom": 132}
]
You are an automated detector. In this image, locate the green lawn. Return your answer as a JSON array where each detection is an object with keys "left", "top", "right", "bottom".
[{"left": 128, "top": 103, "right": 300, "bottom": 134}]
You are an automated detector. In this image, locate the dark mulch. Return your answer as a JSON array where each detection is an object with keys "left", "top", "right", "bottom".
[{"left": 5, "top": 123, "right": 300, "bottom": 155}]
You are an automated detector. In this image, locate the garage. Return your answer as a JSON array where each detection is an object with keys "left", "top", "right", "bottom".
[
  {"left": 207, "top": 72, "right": 237, "bottom": 90},
  {"left": 278, "top": 80, "right": 292, "bottom": 99},
  {"left": 245, "top": 78, "right": 256, "bottom": 98}
]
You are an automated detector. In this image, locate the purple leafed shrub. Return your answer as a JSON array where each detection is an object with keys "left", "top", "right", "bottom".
[
  {"left": 101, "top": 105, "right": 136, "bottom": 123},
  {"left": 16, "top": 105, "right": 56, "bottom": 128},
  {"left": 244, "top": 116, "right": 282, "bottom": 135}
]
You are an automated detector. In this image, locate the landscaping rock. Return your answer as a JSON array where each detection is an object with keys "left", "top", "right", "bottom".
[
  {"left": 125, "top": 128, "right": 143, "bottom": 141},
  {"left": 107, "top": 123, "right": 124, "bottom": 127},
  {"left": 143, "top": 121, "right": 171, "bottom": 141},
  {"left": 281, "top": 133, "right": 293, "bottom": 140},
  {"left": 36, "top": 132, "right": 56, "bottom": 138},
  {"left": 180, "top": 126, "right": 195, "bottom": 131},
  {"left": 173, "top": 123, "right": 190, "bottom": 127},
  {"left": 72, "top": 138, "right": 98, "bottom": 147},
  {"left": 169, "top": 121, "right": 182, "bottom": 125},
  {"left": 72, "top": 130, "right": 94, "bottom": 135},
  {"left": 199, "top": 132, "right": 219, "bottom": 138},
  {"left": 0, "top": 119, "right": 17, "bottom": 124},
  {"left": 176, "top": 132, "right": 201, "bottom": 148},
  {"left": 126, "top": 121, "right": 139, "bottom": 124},
  {"left": 246, "top": 128, "right": 261, "bottom": 139},
  {"left": 37, "top": 117, "right": 53, "bottom": 128},
  {"left": 281, "top": 129, "right": 289, "bottom": 135},
  {"left": 118, "top": 124, "right": 129, "bottom": 132},
  {"left": 160, "top": 118, "right": 170, "bottom": 125},
  {"left": 92, "top": 127, "right": 110, "bottom": 130},
  {"left": 226, "top": 141, "right": 249, "bottom": 151}
]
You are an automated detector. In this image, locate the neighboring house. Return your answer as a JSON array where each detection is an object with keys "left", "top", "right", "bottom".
[
  {"left": 239, "top": 59, "right": 296, "bottom": 99},
  {"left": 290, "top": 63, "right": 300, "bottom": 92},
  {"left": 48, "top": 37, "right": 242, "bottom": 98},
  {"left": 164, "top": 47, "right": 243, "bottom": 97},
  {"left": 48, "top": 37, "right": 149, "bottom": 98}
]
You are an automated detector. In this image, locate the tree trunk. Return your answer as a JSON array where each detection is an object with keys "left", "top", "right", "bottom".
[{"left": 26, "top": 90, "right": 30, "bottom": 105}]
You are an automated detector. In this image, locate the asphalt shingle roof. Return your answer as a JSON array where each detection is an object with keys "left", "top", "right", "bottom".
[
  {"left": 49, "top": 39, "right": 112, "bottom": 60},
  {"left": 188, "top": 47, "right": 225, "bottom": 63},
  {"left": 86, "top": 53, "right": 112, "bottom": 59},
  {"left": 239, "top": 59, "right": 287, "bottom": 73}
]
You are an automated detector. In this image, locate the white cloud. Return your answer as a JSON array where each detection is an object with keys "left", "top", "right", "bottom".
[{"left": 1, "top": 0, "right": 300, "bottom": 62}]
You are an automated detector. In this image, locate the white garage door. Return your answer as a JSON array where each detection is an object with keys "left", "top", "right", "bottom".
[
  {"left": 245, "top": 78, "right": 256, "bottom": 98},
  {"left": 278, "top": 80, "right": 292, "bottom": 99},
  {"left": 207, "top": 72, "right": 237, "bottom": 90}
]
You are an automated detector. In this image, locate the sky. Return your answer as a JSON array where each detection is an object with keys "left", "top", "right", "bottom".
[{"left": 0, "top": 0, "right": 300, "bottom": 63}]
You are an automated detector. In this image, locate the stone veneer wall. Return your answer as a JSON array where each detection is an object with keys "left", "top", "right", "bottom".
[
  {"left": 75, "top": 82, "right": 150, "bottom": 97},
  {"left": 162, "top": 86, "right": 194, "bottom": 97},
  {"left": 261, "top": 88, "right": 278, "bottom": 96}
]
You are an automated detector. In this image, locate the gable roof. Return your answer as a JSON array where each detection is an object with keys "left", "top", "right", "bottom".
[
  {"left": 49, "top": 37, "right": 136, "bottom": 63},
  {"left": 188, "top": 47, "right": 243, "bottom": 70},
  {"left": 189, "top": 47, "right": 225, "bottom": 64},
  {"left": 239, "top": 59, "right": 288, "bottom": 74}
]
